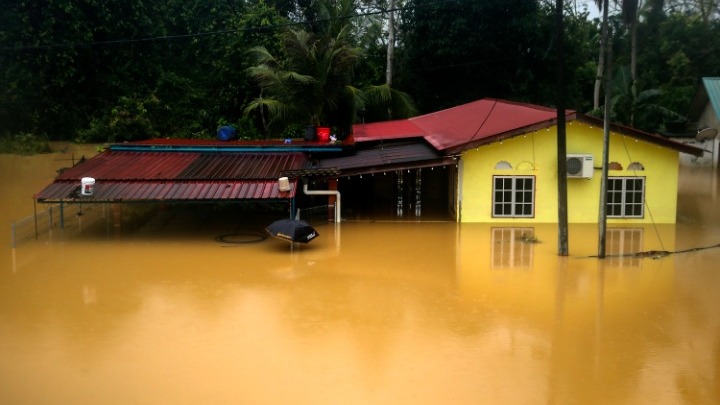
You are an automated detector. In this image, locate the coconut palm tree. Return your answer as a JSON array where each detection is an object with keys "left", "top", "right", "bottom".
[
  {"left": 244, "top": 0, "right": 416, "bottom": 137},
  {"left": 244, "top": 26, "right": 363, "bottom": 136},
  {"left": 593, "top": 0, "right": 642, "bottom": 121}
]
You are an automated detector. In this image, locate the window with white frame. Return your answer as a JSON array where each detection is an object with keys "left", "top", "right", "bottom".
[
  {"left": 606, "top": 177, "right": 645, "bottom": 218},
  {"left": 492, "top": 176, "right": 535, "bottom": 218}
]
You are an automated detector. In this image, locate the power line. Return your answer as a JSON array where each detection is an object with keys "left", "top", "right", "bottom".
[{"left": 1, "top": 0, "right": 457, "bottom": 52}]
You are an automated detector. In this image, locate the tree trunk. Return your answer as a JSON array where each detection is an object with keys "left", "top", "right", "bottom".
[
  {"left": 386, "top": 0, "right": 396, "bottom": 87},
  {"left": 593, "top": 0, "right": 610, "bottom": 111}
]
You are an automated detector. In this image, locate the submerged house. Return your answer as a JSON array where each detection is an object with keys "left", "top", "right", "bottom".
[
  {"left": 35, "top": 99, "right": 702, "bottom": 226},
  {"left": 349, "top": 99, "right": 702, "bottom": 224}
]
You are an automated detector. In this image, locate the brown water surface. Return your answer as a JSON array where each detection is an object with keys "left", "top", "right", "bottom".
[{"left": 1, "top": 147, "right": 720, "bottom": 404}]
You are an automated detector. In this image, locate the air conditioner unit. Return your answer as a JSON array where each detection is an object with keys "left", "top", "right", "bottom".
[{"left": 566, "top": 154, "right": 594, "bottom": 179}]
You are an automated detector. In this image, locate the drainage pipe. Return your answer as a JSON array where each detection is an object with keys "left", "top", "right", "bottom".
[{"left": 303, "top": 182, "right": 341, "bottom": 223}]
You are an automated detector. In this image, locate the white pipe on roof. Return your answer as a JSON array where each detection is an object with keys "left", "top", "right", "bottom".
[{"left": 303, "top": 182, "right": 341, "bottom": 224}]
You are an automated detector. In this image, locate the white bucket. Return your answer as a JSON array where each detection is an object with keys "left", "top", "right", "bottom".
[
  {"left": 278, "top": 177, "right": 291, "bottom": 192},
  {"left": 81, "top": 177, "right": 95, "bottom": 196}
]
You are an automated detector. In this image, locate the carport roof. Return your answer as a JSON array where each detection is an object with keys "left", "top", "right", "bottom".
[{"left": 35, "top": 150, "right": 307, "bottom": 203}]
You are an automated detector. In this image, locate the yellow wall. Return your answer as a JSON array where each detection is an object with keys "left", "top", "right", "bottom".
[{"left": 459, "top": 121, "right": 680, "bottom": 223}]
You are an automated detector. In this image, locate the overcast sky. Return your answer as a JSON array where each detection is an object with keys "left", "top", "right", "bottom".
[{"left": 579, "top": 0, "right": 601, "bottom": 19}]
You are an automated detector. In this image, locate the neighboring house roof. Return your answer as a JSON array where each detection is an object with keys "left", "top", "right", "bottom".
[
  {"left": 35, "top": 150, "right": 307, "bottom": 203},
  {"left": 353, "top": 98, "right": 703, "bottom": 157},
  {"left": 688, "top": 77, "right": 720, "bottom": 123}
]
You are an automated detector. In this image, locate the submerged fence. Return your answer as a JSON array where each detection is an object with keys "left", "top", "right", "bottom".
[{"left": 10, "top": 202, "right": 105, "bottom": 248}]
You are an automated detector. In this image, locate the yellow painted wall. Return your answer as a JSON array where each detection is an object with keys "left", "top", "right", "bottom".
[{"left": 459, "top": 121, "right": 680, "bottom": 223}]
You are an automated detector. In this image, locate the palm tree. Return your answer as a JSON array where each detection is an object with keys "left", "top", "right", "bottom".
[
  {"left": 244, "top": 0, "right": 416, "bottom": 137},
  {"left": 245, "top": 27, "right": 363, "bottom": 135},
  {"left": 593, "top": 0, "right": 610, "bottom": 110},
  {"left": 593, "top": 0, "right": 642, "bottom": 123}
]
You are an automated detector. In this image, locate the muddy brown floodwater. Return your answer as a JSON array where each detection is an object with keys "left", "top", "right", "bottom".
[{"left": 1, "top": 145, "right": 720, "bottom": 404}]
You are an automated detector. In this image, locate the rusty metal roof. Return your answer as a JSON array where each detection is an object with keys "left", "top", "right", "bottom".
[
  {"left": 36, "top": 180, "right": 296, "bottom": 202},
  {"left": 56, "top": 151, "right": 306, "bottom": 181},
  {"left": 36, "top": 150, "right": 306, "bottom": 203}
]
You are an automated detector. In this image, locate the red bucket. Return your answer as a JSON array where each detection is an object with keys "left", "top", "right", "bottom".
[{"left": 316, "top": 127, "right": 331, "bottom": 142}]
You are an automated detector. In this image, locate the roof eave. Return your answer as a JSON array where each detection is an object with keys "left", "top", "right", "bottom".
[{"left": 577, "top": 115, "right": 705, "bottom": 157}]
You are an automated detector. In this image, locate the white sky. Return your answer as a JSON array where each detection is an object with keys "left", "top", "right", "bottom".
[{"left": 576, "top": 0, "right": 601, "bottom": 19}]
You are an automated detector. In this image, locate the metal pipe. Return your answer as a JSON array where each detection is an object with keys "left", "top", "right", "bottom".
[{"left": 303, "top": 182, "right": 341, "bottom": 223}]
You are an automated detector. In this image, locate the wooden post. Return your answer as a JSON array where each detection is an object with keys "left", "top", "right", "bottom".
[
  {"left": 556, "top": 0, "right": 569, "bottom": 256},
  {"left": 598, "top": 10, "right": 613, "bottom": 259}
]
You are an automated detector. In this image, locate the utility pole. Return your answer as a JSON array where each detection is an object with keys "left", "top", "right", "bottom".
[
  {"left": 598, "top": 0, "right": 612, "bottom": 258},
  {"left": 556, "top": 0, "right": 569, "bottom": 256}
]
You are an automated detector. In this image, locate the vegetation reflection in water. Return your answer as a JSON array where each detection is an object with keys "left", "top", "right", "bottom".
[{"left": 1, "top": 148, "right": 720, "bottom": 404}]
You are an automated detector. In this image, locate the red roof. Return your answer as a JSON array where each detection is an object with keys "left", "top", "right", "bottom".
[
  {"left": 35, "top": 151, "right": 306, "bottom": 202},
  {"left": 353, "top": 99, "right": 560, "bottom": 152},
  {"left": 352, "top": 98, "right": 703, "bottom": 156}
]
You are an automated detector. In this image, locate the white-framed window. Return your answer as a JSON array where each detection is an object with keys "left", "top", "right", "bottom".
[
  {"left": 607, "top": 177, "right": 645, "bottom": 218},
  {"left": 492, "top": 176, "right": 535, "bottom": 218}
]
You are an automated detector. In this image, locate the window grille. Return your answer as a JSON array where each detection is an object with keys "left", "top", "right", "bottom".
[
  {"left": 607, "top": 177, "right": 645, "bottom": 218},
  {"left": 492, "top": 176, "right": 535, "bottom": 218}
]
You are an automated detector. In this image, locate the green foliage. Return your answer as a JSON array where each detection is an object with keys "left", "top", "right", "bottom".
[
  {"left": 0, "top": 133, "right": 52, "bottom": 155},
  {"left": 399, "top": 0, "right": 544, "bottom": 111},
  {"left": 147, "top": 72, "right": 213, "bottom": 139},
  {"left": 2, "top": 0, "right": 720, "bottom": 141},
  {"left": 76, "top": 97, "right": 158, "bottom": 143},
  {"left": 244, "top": 21, "right": 365, "bottom": 136}
]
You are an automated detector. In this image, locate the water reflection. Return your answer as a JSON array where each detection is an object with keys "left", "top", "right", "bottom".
[{"left": 1, "top": 149, "right": 719, "bottom": 404}]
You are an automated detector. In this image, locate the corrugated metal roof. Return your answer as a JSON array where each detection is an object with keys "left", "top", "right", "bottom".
[
  {"left": 36, "top": 180, "right": 297, "bottom": 202},
  {"left": 315, "top": 140, "right": 454, "bottom": 172},
  {"left": 353, "top": 99, "right": 560, "bottom": 151},
  {"left": 56, "top": 151, "right": 307, "bottom": 181},
  {"left": 353, "top": 98, "right": 704, "bottom": 156},
  {"left": 37, "top": 151, "right": 306, "bottom": 203}
]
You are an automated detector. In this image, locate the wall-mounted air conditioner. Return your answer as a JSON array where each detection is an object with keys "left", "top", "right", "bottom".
[{"left": 566, "top": 154, "right": 594, "bottom": 179}]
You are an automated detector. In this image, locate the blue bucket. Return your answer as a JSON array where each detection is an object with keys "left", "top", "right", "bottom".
[{"left": 217, "top": 125, "right": 236, "bottom": 141}]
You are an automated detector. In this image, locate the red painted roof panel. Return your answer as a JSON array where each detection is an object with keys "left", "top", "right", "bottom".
[
  {"left": 353, "top": 99, "right": 558, "bottom": 151},
  {"left": 352, "top": 98, "right": 703, "bottom": 156}
]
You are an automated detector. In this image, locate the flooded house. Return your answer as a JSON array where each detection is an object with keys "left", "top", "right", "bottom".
[
  {"left": 350, "top": 98, "right": 703, "bottom": 224},
  {"left": 34, "top": 99, "right": 703, "bottom": 228}
]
